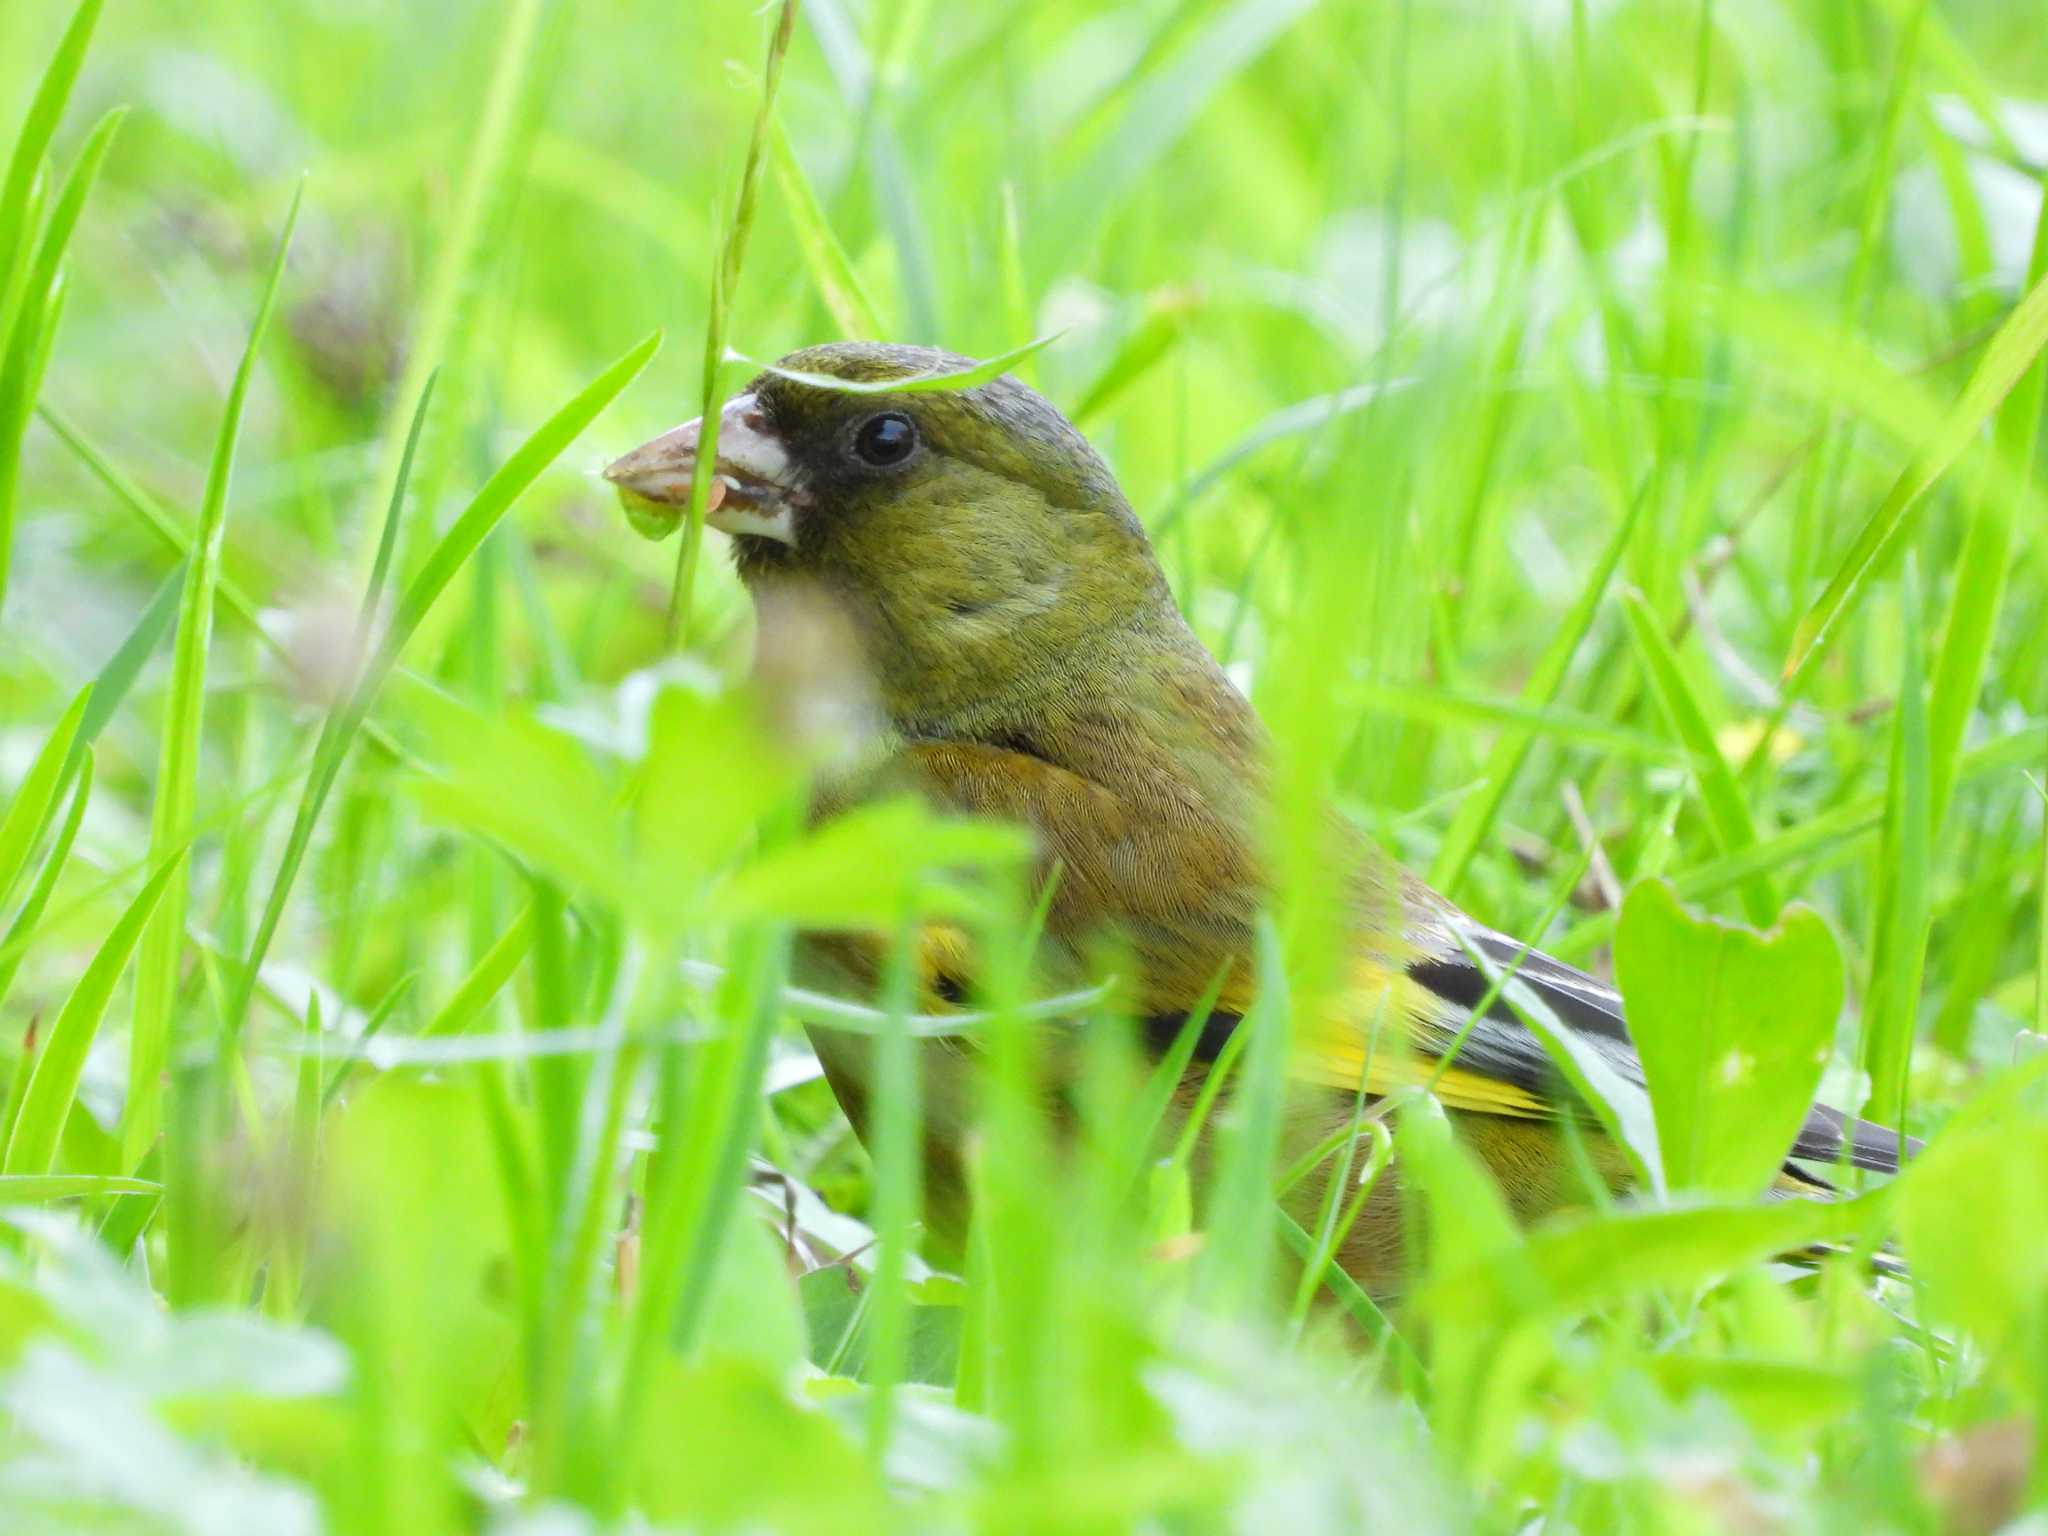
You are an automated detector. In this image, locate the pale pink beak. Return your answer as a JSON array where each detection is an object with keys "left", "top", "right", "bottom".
[{"left": 603, "top": 393, "right": 806, "bottom": 546}]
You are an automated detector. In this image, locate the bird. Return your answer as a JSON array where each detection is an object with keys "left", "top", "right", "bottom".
[{"left": 604, "top": 341, "right": 1912, "bottom": 1296}]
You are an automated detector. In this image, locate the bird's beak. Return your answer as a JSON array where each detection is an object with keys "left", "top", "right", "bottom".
[{"left": 603, "top": 393, "right": 805, "bottom": 547}]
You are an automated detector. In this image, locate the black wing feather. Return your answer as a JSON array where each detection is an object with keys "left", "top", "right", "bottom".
[{"left": 1408, "top": 917, "right": 1919, "bottom": 1177}]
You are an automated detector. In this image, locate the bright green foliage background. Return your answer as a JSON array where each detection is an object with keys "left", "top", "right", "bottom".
[{"left": 2, "top": 0, "right": 2046, "bottom": 1530}]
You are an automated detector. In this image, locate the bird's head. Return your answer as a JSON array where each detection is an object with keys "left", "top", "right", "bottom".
[{"left": 605, "top": 342, "right": 1176, "bottom": 733}]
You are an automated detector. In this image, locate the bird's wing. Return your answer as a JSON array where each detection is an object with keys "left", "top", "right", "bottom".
[
  {"left": 881, "top": 737, "right": 1914, "bottom": 1179},
  {"left": 1277, "top": 901, "right": 1915, "bottom": 1177}
]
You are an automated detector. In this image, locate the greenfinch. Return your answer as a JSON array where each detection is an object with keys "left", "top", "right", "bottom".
[{"left": 606, "top": 343, "right": 1910, "bottom": 1295}]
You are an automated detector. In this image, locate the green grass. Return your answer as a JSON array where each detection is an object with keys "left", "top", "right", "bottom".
[{"left": 1, "top": 0, "right": 2046, "bottom": 1530}]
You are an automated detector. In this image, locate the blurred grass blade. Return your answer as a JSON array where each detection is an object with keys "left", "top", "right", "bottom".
[
  {"left": 0, "top": 685, "right": 88, "bottom": 909},
  {"left": 68, "top": 558, "right": 184, "bottom": 775},
  {"left": 613, "top": 925, "right": 788, "bottom": 1507},
  {"left": 861, "top": 923, "right": 921, "bottom": 1465},
  {"left": 125, "top": 182, "right": 302, "bottom": 1169},
  {"left": 38, "top": 406, "right": 414, "bottom": 765},
  {"left": 742, "top": 330, "right": 1064, "bottom": 397},
  {"left": 221, "top": 331, "right": 655, "bottom": 1045},
  {"left": 36, "top": 406, "right": 272, "bottom": 630},
  {"left": 668, "top": 0, "right": 800, "bottom": 644},
  {"left": 0, "top": 564, "right": 174, "bottom": 1003},
  {"left": 1045, "top": 0, "right": 1317, "bottom": 262},
  {"left": 0, "top": 750, "right": 91, "bottom": 1013},
  {"left": 1070, "top": 286, "right": 1201, "bottom": 427},
  {"left": 360, "top": 0, "right": 542, "bottom": 584},
  {"left": 0, "top": 0, "right": 103, "bottom": 345},
  {"left": 6, "top": 852, "right": 179, "bottom": 1175},
  {"left": 0, "top": 103, "right": 124, "bottom": 612},
  {"left": 1786, "top": 262, "right": 2048, "bottom": 684},
  {"left": 1553, "top": 724, "right": 2048, "bottom": 961},
  {"left": 1620, "top": 590, "right": 1777, "bottom": 925},
  {"left": 421, "top": 903, "right": 535, "bottom": 1037},
  {"left": 1862, "top": 564, "right": 1931, "bottom": 1142},
  {"left": 0, "top": 1173, "right": 157, "bottom": 1204},
  {"left": 770, "top": 123, "right": 881, "bottom": 340},
  {"left": 1196, "top": 916, "right": 1290, "bottom": 1306},
  {"left": 1431, "top": 481, "right": 1650, "bottom": 896},
  {"left": 1928, "top": 196, "right": 2048, "bottom": 823},
  {"left": 391, "top": 332, "right": 657, "bottom": 651},
  {"left": 224, "top": 374, "right": 436, "bottom": 1041}
]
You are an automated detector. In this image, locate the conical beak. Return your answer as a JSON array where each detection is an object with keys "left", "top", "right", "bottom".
[{"left": 603, "top": 393, "right": 805, "bottom": 546}]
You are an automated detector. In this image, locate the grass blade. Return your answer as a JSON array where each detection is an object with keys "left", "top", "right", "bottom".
[
  {"left": 0, "top": 1174, "right": 157, "bottom": 1204},
  {"left": 390, "top": 333, "right": 659, "bottom": 655},
  {"left": 1927, "top": 195, "right": 2048, "bottom": 824},
  {"left": 739, "top": 330, "right": 1066, "bottom": 398},
  {"left": 770, "top": 123, "right": 882, "bottom": 341},
  {"left": 0, "top": 750, "right": 92, "bottom": 1013},
  {"left": 224, "top": 374, "right": 436, "bottom": 1041},
  {"left": 0, "top": 685, "right": 88, "bottom": 909},
  {"left": 1786, "top": 261, "right": 2048, "bottom": 683},
  {"left": 1430, "top": 481, "right": 1651, "bottom": 897},
  {"left": 358, "top": 0, "right": 542, "bottom": 585},
  {"left": 1070, "top": 286, "right": 1201, "bottom": 427},
  {"left": 666, "top": 0, "right": 799, "bottom": 645},
  {"left": 1862, "top": 563, "right": 1931, "bottom": 1144},
  {"left": 0, "top": 103, "right": 124, "bottom": 611},
  {"left": 124, "top": 182, "right": 303, "bottom": 1169},
  {"left": 5, "top": 853, "right": 179, "bottom": 1176},
  {"left": 218, "top": 330, "right": 655, "bottom": 1048},
  {"left": 1620, "top": 590, "right": 1777, "bottom": 925},
  {"left": 0, "top": 0, "right": 103, "bottom": 349}
]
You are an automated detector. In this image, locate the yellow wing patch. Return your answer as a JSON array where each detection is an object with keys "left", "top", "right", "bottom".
[{"left": 1287, "top": 960, "right": 1553, "bottom": 1120}]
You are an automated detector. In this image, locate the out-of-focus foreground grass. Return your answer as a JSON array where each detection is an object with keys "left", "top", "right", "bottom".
[{"left": 2, "top": 0, "right": 2046, "bottom": 1530}]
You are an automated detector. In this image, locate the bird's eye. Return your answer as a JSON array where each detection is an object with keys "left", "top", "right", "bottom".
[{"left": 852, "top": 411, "right": 917, "bottom": 467}]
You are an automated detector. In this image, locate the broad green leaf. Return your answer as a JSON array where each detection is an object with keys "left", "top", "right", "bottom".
[
  {"left": 1898, "top": 1120, "right": 2048, "bottom": 1361},
  {"left": 636, "top": 682, "right": 798, "bottom": 901},
  {"left": 720, "top": 797, "right": 1030, "bottom": 927},
  {"left": 1646, "top": 1356, "right": 1858, "bottom": 1434},
  {"left": 1424, "top": 1191, "right": 1886, "bottom": 1324},
  {"left": 403, "top": 695, "right": 630, "bottom": 908},
  {"left": 1615, "top": 879, "right": 1842, "bottom": 1198}
]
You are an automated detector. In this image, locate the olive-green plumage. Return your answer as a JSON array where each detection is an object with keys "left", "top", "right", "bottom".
[{"left": 608, "top": 341, "right": 1912, "bottom": 1297}]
